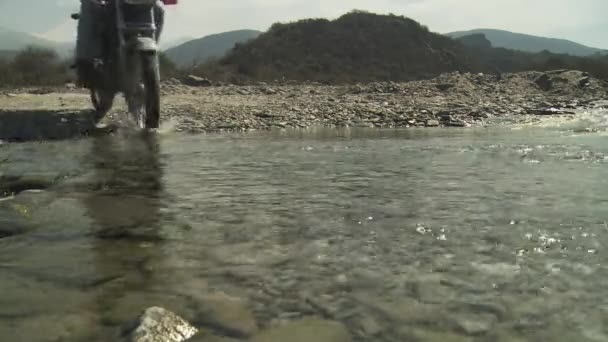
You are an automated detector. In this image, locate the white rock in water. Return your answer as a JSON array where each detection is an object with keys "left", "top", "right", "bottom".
[{"left": 129, "top": 307, "right": 198, "bottom": 342}]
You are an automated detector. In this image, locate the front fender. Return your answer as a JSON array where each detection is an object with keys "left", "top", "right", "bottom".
[{"left": 130, "top": 37, "right": 158, "bottom": 52}]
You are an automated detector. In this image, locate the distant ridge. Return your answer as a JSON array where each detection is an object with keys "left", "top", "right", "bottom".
[
  {"left": 165, "top": 30, "right": 262, "bottom": 67},
  {"left": 446, "top": 29, "right": 604, "bottom": 56},
  {"left": 0, "top": 26, "right": 72, "bottom": 57}
]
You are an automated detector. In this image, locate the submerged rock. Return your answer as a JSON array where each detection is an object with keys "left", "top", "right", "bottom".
[
  {"left": 252, "top": 318, "right": 352, "bottom": 342},
  {"left": 197, "top": 292, "right": 258, "bottom": 338},
  {"left": 0, "top": 220, "right": 27, "bottom": 238},
  {"left": 128, "top": 307, "right": 198, "bottom": 342},
  {"left": 471, "top": 262, "right": 521, "bottom": 279},
  {"left": 454, "top": 313, "right": 497, "bottom": 336},
  {"left": 4, "top": 312, "right": 100, "bottom": 342}
]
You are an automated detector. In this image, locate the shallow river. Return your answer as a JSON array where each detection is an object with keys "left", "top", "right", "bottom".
[{"left": 1, "top": 111, "right": 608, "bottom": 342}]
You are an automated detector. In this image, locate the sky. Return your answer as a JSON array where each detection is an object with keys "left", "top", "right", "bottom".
[{"left": 0, "top": 0, "right": 606, "bottom": 49}]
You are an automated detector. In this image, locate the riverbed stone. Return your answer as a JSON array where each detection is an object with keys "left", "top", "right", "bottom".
[
  {"left": 251, "top": 317, "right": 352, "bottom": 342},
  {"left": 454, "top": 313, "right": 497, "bottom": 336},
  {"left": 6, "top": 312, "right": 100, "bottom": 342},
  {"left": 426, "top": 119, "right": 440, "bottom": 127},
  {"left": 128, "top": 307, "right": 198, "bottom": 342}
]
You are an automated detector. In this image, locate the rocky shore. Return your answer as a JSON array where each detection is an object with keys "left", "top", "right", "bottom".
[
  {"left": 0, "top": 69, "right": 606, "bottom": 140},
  {"left": 162, "top": 70, "right": 608, "bottom": 132}
]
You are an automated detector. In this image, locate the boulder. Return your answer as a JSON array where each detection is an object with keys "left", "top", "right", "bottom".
[{"left": 426, "top": 119, "right": 440, "bottom": 127}]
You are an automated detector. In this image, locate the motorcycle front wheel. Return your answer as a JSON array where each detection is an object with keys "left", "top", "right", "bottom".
[
  {"left": 141, "top": 52, "right": 161, "bottom": 129},
  {"left": 126, "top": 52, "right": 161, "bottom": 129}
]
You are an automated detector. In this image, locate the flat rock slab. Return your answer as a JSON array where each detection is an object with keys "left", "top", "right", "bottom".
[
  {"left": 197, "top": 292, "right": 258, "bottom": 338},
  {"left": 252, "top": 318, "right": 352, "bottom": 342}
]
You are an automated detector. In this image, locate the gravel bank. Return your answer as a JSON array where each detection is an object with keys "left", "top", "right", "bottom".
[{"left": 1, "top": 69, "right": 606, "bottom": 140}]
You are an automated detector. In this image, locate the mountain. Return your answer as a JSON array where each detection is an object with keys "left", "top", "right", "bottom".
[
  {"left": 446, "top": 29, "right": 604, "bottom": 56},
  {"left": 162, "top": 36, "right": 196, "bottom": 50},
  {"left": 0, "top": 26, "right": 71, "bottom": 57},
  {"left": 165, "top": 30, "right": 262, "bottom": 67}
]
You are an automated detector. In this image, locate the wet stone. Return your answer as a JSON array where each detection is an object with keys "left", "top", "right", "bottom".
[
  {"left": 127, "top": 307, "right": 198, "bottom": 342},
  {"left": 251, "top": 317, "right": 352, "bottom": 342},
  {"left": 454, "top": 313, "right": 497, "bottom": 336},
  {"left": 0, "top": 174, "right": 57, "bottom": 196},
  {"left": 413, "top": 279, "right": 456, "bottom": 304}
]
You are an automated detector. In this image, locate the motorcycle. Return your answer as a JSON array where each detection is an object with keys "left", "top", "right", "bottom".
[{"left": 72, "top": 0, "right": 177, "bottom": 129}]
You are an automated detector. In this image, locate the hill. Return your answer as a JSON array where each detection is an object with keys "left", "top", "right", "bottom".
[
  {"left": 190, "top": 12, "right": 608, "bottom": 83},
  {"left": 165, "top": 30, "right": 262, "bottom": 67},
  {"left": 446, "top": 29, "right": 604, "bottom": 56},
  {"left": 205, "top": 12, "right": 479, "bottom": 83},
  {"left": 0, "top": 50, "right": 19, "bottom": 60},
  {"left": 455, "top": 33, "right": 492, "bottom": 49}
]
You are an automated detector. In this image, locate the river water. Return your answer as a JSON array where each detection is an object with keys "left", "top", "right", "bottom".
[{"left": 1, "top": 110, "right": 608, "bottom": 341}]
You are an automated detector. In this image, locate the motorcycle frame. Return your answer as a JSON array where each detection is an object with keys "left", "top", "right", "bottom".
[{"left": 114, "top": 0, "right": 159, "bottom": 92}]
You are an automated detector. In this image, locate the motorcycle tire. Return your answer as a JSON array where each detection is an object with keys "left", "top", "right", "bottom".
[{"left": 141, "top": 52, "right": 161, "bottom": 129}]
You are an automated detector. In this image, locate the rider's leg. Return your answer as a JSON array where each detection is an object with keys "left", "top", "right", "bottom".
[
  {"left": 154, "top": 2, "right": 165, "bottom": 43},
  {"left": 75, "top": 0, "right": 103, "bottom": 87}
]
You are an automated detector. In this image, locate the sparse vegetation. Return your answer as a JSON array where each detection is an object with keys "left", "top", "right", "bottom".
[
  {"left": 0, "top": 47, "right": 181, "bottom": 87},
  {"left": 0, "top": 46, "right": 70, "bottom": 87}
]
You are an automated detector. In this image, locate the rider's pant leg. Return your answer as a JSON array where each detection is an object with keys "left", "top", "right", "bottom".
[
  {"left": 154, "top": 3, "right": 165, "bottom": 42},
  {"left": 76, "top": 0, "right": 103, "bottom": 63}
]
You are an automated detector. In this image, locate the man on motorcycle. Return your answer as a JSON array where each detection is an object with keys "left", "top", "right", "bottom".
[{"left": 75, "top": 0, "right": 165, "bottom": 87}]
